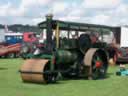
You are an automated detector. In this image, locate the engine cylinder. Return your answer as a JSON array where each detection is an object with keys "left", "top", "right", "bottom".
[{"left": 55, "top": 50, "right": 78, "bottom": 64}]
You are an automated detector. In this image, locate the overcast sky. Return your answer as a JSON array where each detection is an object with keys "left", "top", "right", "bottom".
[{"left": 0, "top": 0, "right": 128, "bottom": 26}]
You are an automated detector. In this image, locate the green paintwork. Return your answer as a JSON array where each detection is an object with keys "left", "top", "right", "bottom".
[
  {"left": 33, "top": 54, "right": 53, "bottom": 59},
  {"left": 55, "top": 50, "right": 79, "bottom": 64}
]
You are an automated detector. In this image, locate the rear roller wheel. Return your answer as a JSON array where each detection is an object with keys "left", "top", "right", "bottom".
[
  {"left": 84, "top": 48, "right": 108, "bottom": 80},
  {"left": 91, "top": 50, "right": 108, "bottom": 79}
]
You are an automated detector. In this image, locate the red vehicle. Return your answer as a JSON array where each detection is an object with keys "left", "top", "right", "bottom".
[
  {"left": 20, "top": 32, "right": 41, "bottom": 58},
  {"left": 0, "top": 43, "right": 21, "bottom": 58},
  {"left": 23, "top": 32, "right": 37, "bottom": 43},
  {"left": 0, "top": 32, "right": 38, "bottom": 58}
]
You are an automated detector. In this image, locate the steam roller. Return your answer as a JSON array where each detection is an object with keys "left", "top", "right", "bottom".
[
  {"left": 19, "top": 14, "right": 110, "bottom": 84},
  {"left": 20, "top": 48, "right": 108, "bottom": 83}
]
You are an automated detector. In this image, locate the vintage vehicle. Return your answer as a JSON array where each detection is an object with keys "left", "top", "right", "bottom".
[{"left": 19, "top": 14, "right": 116, "bottom": 84}]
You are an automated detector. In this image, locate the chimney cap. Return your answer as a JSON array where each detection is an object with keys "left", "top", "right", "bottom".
[{"left": 46, "top": 14, "right": 53, "bottom": 19}]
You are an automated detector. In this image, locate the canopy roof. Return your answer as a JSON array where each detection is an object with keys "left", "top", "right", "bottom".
[{"left": 38, "top": 20, "right": 117, "bottom": 32}]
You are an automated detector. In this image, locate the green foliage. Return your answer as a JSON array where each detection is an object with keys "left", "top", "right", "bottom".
[{"left": 0, "top": 59, "right": 128, "bottom": 96}]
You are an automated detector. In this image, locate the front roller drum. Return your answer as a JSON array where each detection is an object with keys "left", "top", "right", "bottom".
[
  {"left": 84, "top": 48, "right": 108, "bottom": 79},
  {"left": 19, "top": 59, "right": 57, "bottom": 83}
]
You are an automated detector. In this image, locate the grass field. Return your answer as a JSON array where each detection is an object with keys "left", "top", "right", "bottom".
[{"left": 0, "top": 59, "right": 128, "bottom": 96}]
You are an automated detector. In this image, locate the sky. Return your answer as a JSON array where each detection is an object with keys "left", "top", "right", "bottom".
[{"left": 0, "top": 0, "right": 128, "bottom": 26}]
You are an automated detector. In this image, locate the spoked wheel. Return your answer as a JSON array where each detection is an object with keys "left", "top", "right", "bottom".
[
  {"left": 84, "top": 48, "right": 108, "bottom": 80},
  {"left": 91, "top": 50, "right": 108, "bottom": 79}
]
